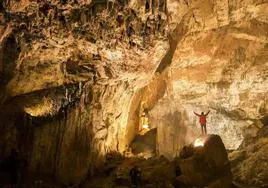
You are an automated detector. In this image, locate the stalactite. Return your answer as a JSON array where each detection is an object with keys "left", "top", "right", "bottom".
[
  {"left": 79, "top": 81, "right": 82, "bottom": 95},
  {"left": 145, "top": 0, "right": 150, "bottom": 13},
  {"left": 164, "top": 0, "right": 167, "bottom": 14},
  {"left": 152, "top": 0, "right": 155, "bottom": 14},
  {"left": 65, "top": 88, "right": 68, "bottom": 100},
  {"left": 83, "top": 85, "right": 87, "bottom": 105},
  {"left": 78, "top": 98, "right": 82, "bottom": 138},
  {"left": 68, "top": 95, "right": 72, "bottom": 102}
]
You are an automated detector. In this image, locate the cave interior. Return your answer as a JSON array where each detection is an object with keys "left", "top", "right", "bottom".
[{"left": 0, "top": 0, "right": 267, "bottom": 187}]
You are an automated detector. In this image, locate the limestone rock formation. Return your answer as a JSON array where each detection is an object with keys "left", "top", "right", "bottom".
[
  {"left": 0, "top": 0, "right": 168, "bottom": 184},
  {"left": 130, "top": 128, "right": 157, "bottom": 158},
  {"left": 82, "top": 155, "right": 175, "bottom": 188},
  {"left": 83, "top": 135, "right": 231, "bottom": 188},
  {"left": 0, "top": 0, "right": 267, "bottom": 186},
  {"left": 174, "top": 135, "right": 232, "bottom": 188},
  {"left": 229, "top": 125, "right": 268, "bottom": 187},
  {"left": 138, "top": 0, "right": 268, "bottom": 158}
]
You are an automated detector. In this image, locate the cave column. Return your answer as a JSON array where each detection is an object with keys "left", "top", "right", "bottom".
[
  {"left": 164, "top": 0, "right": 167, "bottom": 13},
  {"left": 149, "top": 0, "right": 152, "bottom": 13},
  {"left": 156, "top": 0, "right": 159, "bottom": 13}
]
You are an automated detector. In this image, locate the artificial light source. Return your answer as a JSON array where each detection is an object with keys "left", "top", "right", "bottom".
[
  {"left": 142, "top": 124, "right": 150, "bottom": 130},
  {"left": 194, "top": 138, "right": 204, "bottom": 147}
]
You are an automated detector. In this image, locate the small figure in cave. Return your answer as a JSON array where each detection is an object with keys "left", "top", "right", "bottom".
[
  {"left": 194, "top": 110, "right": 210, "bottom": 135},
  {"left": 175, "top": 165, "right": 181, "bottom": 177},
  {"left": 8, "top": 148, "right": 21, "bottom": 187},
  {"left": 129, "top": 165, "right": 141, "bottom": 187}
]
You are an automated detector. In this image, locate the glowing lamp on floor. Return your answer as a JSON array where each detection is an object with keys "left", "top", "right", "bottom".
[{"left": 194, "top": 138, "right": 204, "bottom": 147}]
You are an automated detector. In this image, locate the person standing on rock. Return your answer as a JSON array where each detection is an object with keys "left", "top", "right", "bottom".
[{"left": 194, "top": 110, "right": 210, "bottom": 135}]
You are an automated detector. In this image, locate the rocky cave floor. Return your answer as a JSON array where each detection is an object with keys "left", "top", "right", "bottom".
[
  {"left": 1, "top": 126, "right": 268, "bottom": 188},
  {"left": 83, "top": 126, "right": 268, "bottom": 188},
  {"left": 0, "top": 0, "right": 268, "bottom": 187}
]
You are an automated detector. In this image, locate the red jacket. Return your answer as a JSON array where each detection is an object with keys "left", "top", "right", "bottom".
[
  {"left": 194, "top": 111, "right": 210, "bottom": 125},
  {"left": 199, "top": 115, "right": 207, "bottom": 124}
]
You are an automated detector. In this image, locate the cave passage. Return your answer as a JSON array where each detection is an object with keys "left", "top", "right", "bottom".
[{"left": 0, "top": 0, "right": 267, "bottom": 187}]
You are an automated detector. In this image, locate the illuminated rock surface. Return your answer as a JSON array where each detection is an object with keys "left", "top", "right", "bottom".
[
  {"left": 0, "top": 0, "right": 267, "bottom": 186},
  {"left": 174, "top": 135, "right": 232, "bottom": 188}
]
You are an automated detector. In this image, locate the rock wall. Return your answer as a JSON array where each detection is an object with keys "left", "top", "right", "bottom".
[
  {"left": 0, "top": 0, "right": 267, "bottom": 185},
  {"left": 229, "top": 126, "right": 268, "bottom": 187},
  {"left": 175, "top": 135, "right": 232, "bottom": 187},
  {"left": 138, "top": 0, "right": 268, "bottom": 158},
  {"left": 0, "top": 0, "right": 169, "bottom": 184}
]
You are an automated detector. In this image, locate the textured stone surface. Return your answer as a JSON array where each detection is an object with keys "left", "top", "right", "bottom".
[
  {"left": 174, "top": 135, "right": 232, "bottom": 187},
  {"left": 82, "top": 155, "right": 175, "bottom": 188},
  {"left": 0, "top": 0, "right": 168, "bottom": 184},
  {"left": 0, "top": 0, "right": 267, "bottom": 186},
  {"left": 130, "top": 128, "right": 157, "bottom": 158},
  {"left": 140, "top": 0, "right": 268, "bottom": 158},
  {"left": 229, "top": 126, "right": 268, "bottom": 187}
]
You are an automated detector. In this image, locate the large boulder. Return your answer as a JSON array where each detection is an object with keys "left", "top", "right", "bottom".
[
  {"left": 174, "top": 134, "right": 232, "bottom": 187},
  {"left": 229, "top": 126, "right": 268, "bottom": 187}
]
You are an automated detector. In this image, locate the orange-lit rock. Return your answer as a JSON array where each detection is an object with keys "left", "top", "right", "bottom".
[
  {"left": 175, "top": 135, "right": 232, "bottom": 187},
  {"left": 139, "top": 0, "right": 268, "bottom": 158},
  {"left": 0, "top": 0, "right": 168, "bottom": 184},
  {"left": 0, "top": 0, "right": 267, "bottom": 186}
]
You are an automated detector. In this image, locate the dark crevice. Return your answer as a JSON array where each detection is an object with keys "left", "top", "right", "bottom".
[
  {"left": 155, "top": 21, "right": 185, "bottom": 74},
  {"left": 145, "top": 0, "right": 150, "bottom": 12},
  {"left": 0, "top": 34, "right": 20, "bottom": 85}
]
